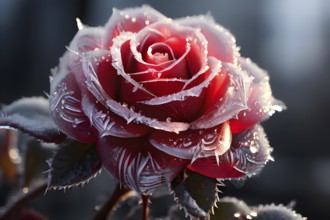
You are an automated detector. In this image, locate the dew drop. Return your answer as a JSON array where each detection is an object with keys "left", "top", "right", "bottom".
[
  {"left": 249, "top": 144, "right": 259, "bottom": 154},
  {"left": 132, "top": 86, "right": 138, "bottom": 93},
  {"left": 166, "top": 117, "right": 171, "bottom": 122},
  {"left": 132, "top": 17, "right": 136, "bottom": 22},
  {"left": 22, "top": 187, "right": 29, "bottom": 194},
  {"left": 145, "top": 20, "right": 150, "bottom": 25}
]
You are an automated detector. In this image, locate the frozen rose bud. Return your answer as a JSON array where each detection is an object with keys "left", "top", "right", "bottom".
[{"left": 48, "top": 5, "right": 284, "bottom": 192}]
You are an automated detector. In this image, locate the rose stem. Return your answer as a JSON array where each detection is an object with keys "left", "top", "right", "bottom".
[
  {"left": 0, "top": 180, "right": 47, "bottom": 220},
  {"left": 94, "top": 184, "right": 133, "bottom": 220},
  {"left": 142, "top": 194, "right": 150, "bottom": 220}
]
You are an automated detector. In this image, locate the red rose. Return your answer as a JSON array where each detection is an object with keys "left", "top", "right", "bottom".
[{"left": 49, "top": 6, "right": 284, "bottom": 192}]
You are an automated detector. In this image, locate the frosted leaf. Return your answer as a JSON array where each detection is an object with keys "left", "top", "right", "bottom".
[
  {"left": 139, "top": 57, "right": 219, "bottom": 106},
  {"left": 176, "top": 14, "right": 239, "bottom": 64},
  {"left": 98, "top": 137, "right": 189, "bottom": 192},
  {"left": 0, "top": 97, "right": 66, "bottom": 143},
  {"left": 47, "top": 139, "right": 101, "bottom": 190},
  {"left": 191, "top": 62, "right": 253, "bottom": 129}
]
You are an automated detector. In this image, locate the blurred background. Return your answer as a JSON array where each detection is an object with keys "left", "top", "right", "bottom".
[{"left": 1, "top": 0, "right": 330, "bottom": 219}]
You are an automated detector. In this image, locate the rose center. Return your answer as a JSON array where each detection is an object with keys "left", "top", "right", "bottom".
[{"left": 145, "top": 42, "right": 175, "bottom": 65}]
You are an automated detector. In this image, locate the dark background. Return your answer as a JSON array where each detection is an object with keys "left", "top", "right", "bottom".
[{"left": 1, "top": 0, "right": 330, "bottom": 219}]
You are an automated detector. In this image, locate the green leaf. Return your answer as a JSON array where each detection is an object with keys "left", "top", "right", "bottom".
[
  {"left": 47, "top": 139, "right": 101, "bottom": 190},
  {"left": 171, "top": 170, "right": 218, "bottom": 219}
]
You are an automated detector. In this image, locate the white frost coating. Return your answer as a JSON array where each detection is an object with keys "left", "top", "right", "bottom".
[
  {"left": 239, "top": 57, "right": 286, "bottom": 117},
  {"left": 139, "top": 57, "right": 219, "bottom": 106},
  {"left": 68, "top": 26, "right": 105, "bottom": 54},
  {"left": 176, "top": 14, "right": 240, "bottom": 64},
  {"left": 149, "top": 123, "right": 231, "bottom": 162},
  {"left": 106, "top": 99, "right": 189, "bottom": 133},
  {"left": 79, "top": 48, "right": 190, "bottom": 133},
  {"left": 231, "top": 125, "right": 272, "bottom": 176},
  {"left": 190, "top": 62, "right": 253, "bottom": 129},
  {"left": 103, "top": 5, "right": 168, "bottom": 48},
  {"left": 111, "top": 32, "right": 157, "bottom": 97}
]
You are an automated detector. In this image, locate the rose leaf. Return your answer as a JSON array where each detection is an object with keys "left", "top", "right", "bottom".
[
  {"left": 0, "top": 97, "right": 66, "bottom": 143},
  {"left": 210, "top": 197, "right": 251, "bottom": 220},
  {"left": 47, "top": 139, "right": 101, "bottom": 190},
  {"left": 171, "top": 170, "right": 218, "bottom": 219},
  {"left": 23, "top": 139, "right": 54, "bottom": 187}
]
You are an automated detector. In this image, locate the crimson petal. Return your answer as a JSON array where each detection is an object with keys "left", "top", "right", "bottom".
[
  {"left": 230, "top": 58, "right": 286, "bottom": 133},
  {"left": 97, "top": 136, "right": 189, "bottom": 192},
  {"left": 104, "top": 5, "right": 167, "bottom": 48},
  {"left": 177, "top": 15, "right": 239, "bottom": 64},
  {"left": 49, "top": 72, "right": 94, "bottom": 144},
  {"left": 187, "top": 125, "right": 272, "bottom": 179},
  {"left": 149, "top": 122, "right": 231, "bottom": 160},
  {"left": 81, "top": 95, "right": 150, "bottom": 138}
]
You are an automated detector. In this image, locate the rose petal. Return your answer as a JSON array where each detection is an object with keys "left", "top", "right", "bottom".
[
  {"left": 187, "top": 125, "right": 272, "bottom": 179},
  {"left": 49, "top": 72, "right": 94, "bottom": 144},
  {"left": 98, "top": 136, "right": 189, "bottom": 192},
  {"left": 230, "top": 58, "right": 286, "bottom": 133},
  {"left": 81, "top": 95, "right": 150, "bottom": 138},
  {"left": 177, "top": 15, "right": 239, "bottom": 64},
  {"left": 80, "top": 51, "right": 190, "bottom": 132},
  {"left": 131, "top": 22, "right": 208, "bottom": 78},
  {"left": 149, "top": 122, "right": 231, "bottom": 160},
  {"left": 190, "top": 62, "right": 253, "bottom": 129},
  {"left": 104, "top": 5, "right": 168, "bottom": 48},
  {"left": 139, "top": 57, "right": 218, "bottom": 106}
]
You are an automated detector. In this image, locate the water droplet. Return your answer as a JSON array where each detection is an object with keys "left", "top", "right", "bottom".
[
  {"left": 250, "top": 144, "right": 259, "bottom": 154},
  {"left": 166, "top": 117, "right": 171, "bottom": 122},
  {"left": 132, "top": 86, "right": 138, "bottom": 93},
  {"left": 145, "top": 20, "right": 150, "bottom": 25},
  {"left": 132, "top": 17, "right": 136, "bottom": 22},
  {"left": 22, "top": 187, "right": 29, "bottom": 194}
]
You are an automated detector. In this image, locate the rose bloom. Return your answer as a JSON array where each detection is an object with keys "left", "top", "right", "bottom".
[{"left": 49, "top": 6, "right": 284, "bottom": 192}]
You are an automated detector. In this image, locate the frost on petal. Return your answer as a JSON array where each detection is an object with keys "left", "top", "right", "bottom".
[
  {"left": 176, "top": 15, "right": 239, "bottom": 64},
  {"left": 130, "top": 22, "right": 208, "bottom": 77},
  {"left": 0, "top": 97, "right": 66, "bottom": 143},
  {"left": 81, "top": 95, "right": 150, "bottom": 138},
  {"left": 78, "top": 47, "right": 189, "bottom": 133},
  {"left": 187, "top": 125, "right": 272, "bottom": 179},
  {"left": 68, "top": 26, "right": 105, "bottom": 54},
  {"left": 139, "top": 57, "right": 219, "bottom": 106},
  {"left": 149, "top": 122, "right": 231, "bottom": 162},
  {"left": 104, "top": 5, "right": 168, "bottom": 48},
  {"left": 106, "top": 99, "right": 189, "bottom": 133},
  {"left": 97, "top": 136, "right": 189, "bottom": 192},
  {"left": 191, "top": 62, "right": 253, "bottom": 129},
  {"left": 230, "top": 58, "right": 286, "bottom": 133},
  {"left": 49, "top": 72, "right": 94, "bottom": 144}
]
